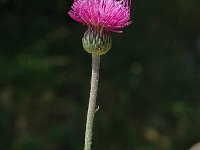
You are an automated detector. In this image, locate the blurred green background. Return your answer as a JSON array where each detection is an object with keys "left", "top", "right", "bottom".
[{"left": 0, "top": 0, "right": 200, "bottom": 149}]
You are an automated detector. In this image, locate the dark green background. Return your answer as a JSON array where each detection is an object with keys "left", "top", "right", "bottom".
[{"left": 0, "top": 0, "right": 200, "bottom": 149}]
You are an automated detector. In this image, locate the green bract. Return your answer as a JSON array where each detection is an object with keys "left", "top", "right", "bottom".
[{"left": 82, "top": 28, "right": 112, "bottom": 55}]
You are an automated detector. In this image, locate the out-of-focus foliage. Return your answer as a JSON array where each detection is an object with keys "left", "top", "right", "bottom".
[{"left": 0, "top": 0, "right": 200, "bottom": 149}]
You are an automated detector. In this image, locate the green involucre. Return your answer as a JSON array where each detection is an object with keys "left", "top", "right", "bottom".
[{"left": 82, "top": 28, "right": 112, "bottom": 55}]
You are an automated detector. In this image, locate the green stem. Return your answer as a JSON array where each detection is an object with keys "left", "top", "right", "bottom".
[{"left": 84, "top": 54, "right": 100, "bottom": 150}]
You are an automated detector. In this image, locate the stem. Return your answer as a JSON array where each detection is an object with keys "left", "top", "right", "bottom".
[{"left": 84, "top": 54, "right": 100, "bottom": 150}]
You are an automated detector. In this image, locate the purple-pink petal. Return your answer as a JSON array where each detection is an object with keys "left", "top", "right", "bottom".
[{"left": 68, "top": 0, "right": 132, "bottom": 32}]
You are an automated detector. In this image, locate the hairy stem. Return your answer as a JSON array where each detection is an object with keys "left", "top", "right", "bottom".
[{"left": 84, "top": 54, "right": 100, "bottom": 150}]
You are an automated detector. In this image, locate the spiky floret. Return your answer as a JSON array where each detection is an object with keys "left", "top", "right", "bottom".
[{"left": 69, "top": 0, "right": 132, "bottom": 33}]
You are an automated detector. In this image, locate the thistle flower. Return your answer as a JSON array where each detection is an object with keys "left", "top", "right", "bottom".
[
  {"left": 69, "top": 0, "right": 132, "bottom": 55},
  {"left": 68, "top": 1, "right": 132, "bottom": 150}
]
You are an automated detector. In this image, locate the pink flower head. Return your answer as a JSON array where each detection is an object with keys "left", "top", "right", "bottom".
[{"left": 68, "top": 0, "right": 132, "bottom": 33}]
